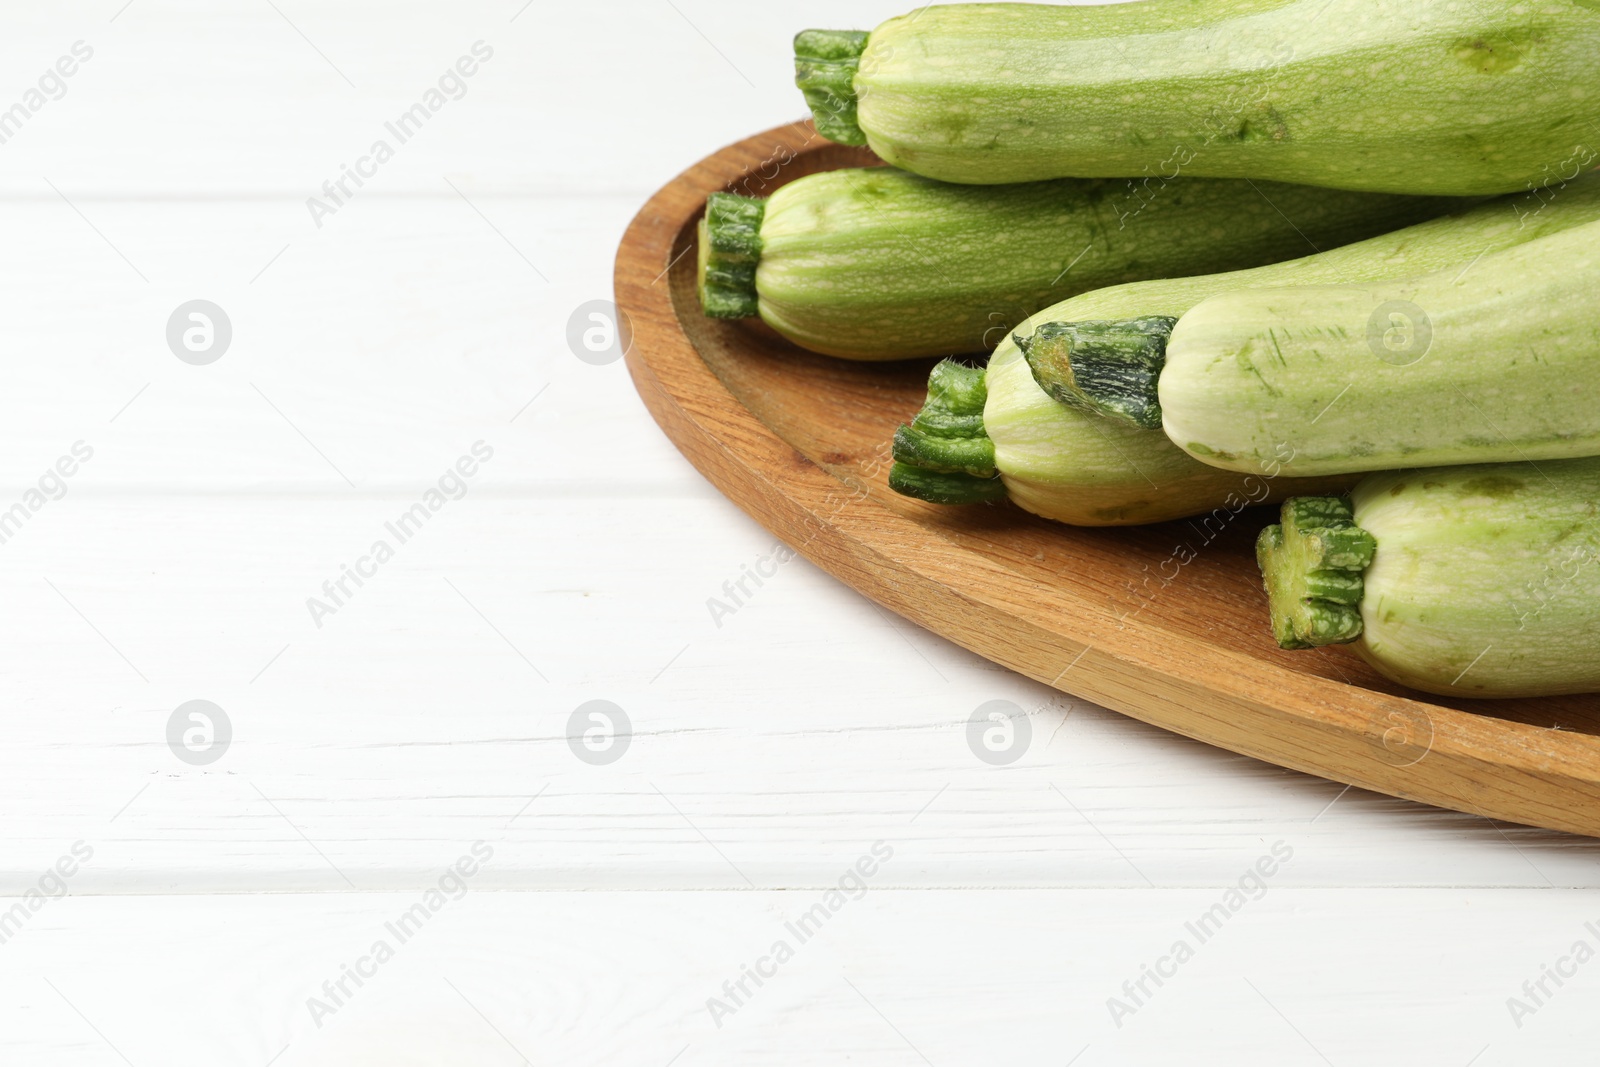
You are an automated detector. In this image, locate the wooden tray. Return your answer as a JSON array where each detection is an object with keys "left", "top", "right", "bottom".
[{"left": 614, "top": 120, "right": 1600, "bottom": 838}]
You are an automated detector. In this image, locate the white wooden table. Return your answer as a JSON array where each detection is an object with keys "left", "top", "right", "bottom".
[{"left": 2, "top": 1, "right": 1596, "bottom": 1062}]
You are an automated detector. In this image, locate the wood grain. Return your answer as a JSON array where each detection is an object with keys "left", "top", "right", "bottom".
[{"left": 616, "top": 121, "right": 1600, "bottom": 839}]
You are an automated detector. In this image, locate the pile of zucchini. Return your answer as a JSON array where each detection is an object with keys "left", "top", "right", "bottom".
[{"left": 693, "top": 0, "right": 1600, "bottom": 700}]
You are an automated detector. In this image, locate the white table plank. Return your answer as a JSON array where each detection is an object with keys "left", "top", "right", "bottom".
[
  {"left": 0, "top": 0, "right": 915, "bottom": 196},
  {"left": 0, "top": 890, "right": 1594, "bottom": 1065},
  {"left": 0, "top": 195, "right": 701, "bottom": 492}
]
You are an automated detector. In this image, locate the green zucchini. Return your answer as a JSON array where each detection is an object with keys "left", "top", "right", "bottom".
[
  {"left": 797, "top": 0, "right": 1600, "bottom": 195},
  {"left": 1030, "top": 217, "right": 1600, "bottom": 477},
  {"left": 696, "top": 166, "right": 1461, "bottom": 361},
  {"left": 1259, "top": 459, "right": 1600, "bottom": 698},
  {"left": 890, "top": 355, "right": 1355, "bottom": 516},
  {"left": 890, "top": 173, "right": 1600, "bottom": 524}
]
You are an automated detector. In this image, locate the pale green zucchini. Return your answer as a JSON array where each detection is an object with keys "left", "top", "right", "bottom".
[
  {"left": 1146, "top": 221, "right": 1600, "bottom": 477},
  {"left": 798, "top": 0, "right": 1600, "bottom": 195},
  {"left": 890, "top": 174, "right": 1600, "bottom": 524},
  {"left": 696, "top": 166, "right": 1460, "bottom": 361},
  {"left": 1259, "top": 459, "right": 1600, "bottom": 698}
]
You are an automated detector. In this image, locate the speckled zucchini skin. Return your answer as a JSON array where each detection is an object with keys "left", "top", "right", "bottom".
[
  {"left": 744, "top": 166, "right": 1457, "bottom": 361},
  {"left": 1350, "top": 459, "right": 1600, "bottom": 698},
  {"left": 1159, "top": 218, "right": 1600, "bottom": 478},
  {"left": 838, "top": 0, "right": 1600, "bottom": 194}
]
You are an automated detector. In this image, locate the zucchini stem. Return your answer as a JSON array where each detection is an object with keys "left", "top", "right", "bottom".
[
  {"left": 1016, "top": 317, "right": 1177, "bottom": 428},
  {"left": 697, "top": 192, "right": 765, "bottom": 319},
  {"left": 889, "top": 359, "right": 1006, "bottom": 505},
  {"left": 890, "top": 464, "right": 1007, "bottom": 505},
  {"left": 1257, "top": 497, "right": 1378, "bottom": 650},
  {"left": 794, "top": 30, "right": 870, "bottom": 146}
]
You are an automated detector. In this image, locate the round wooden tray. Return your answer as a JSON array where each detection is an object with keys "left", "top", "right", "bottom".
[{"left": 614, "top": 120, "right": 1600, "bottom": 837}]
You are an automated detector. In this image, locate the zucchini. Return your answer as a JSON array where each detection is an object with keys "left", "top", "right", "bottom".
[
  {"left": 1259, "top": 459, "right": 1600, "bottom": 698},
  {"left": 696, "top": 166, "right": 1461, "bottom": 361},
  {"left": 891, "top": 173, "right": 1600, "bottom": 524},
  {"left": 797, "top": 0, "right": 1600, "bottom": 195},
  {"left": 1028, "top": 218, "right": 1600, "bottom": 478},
  {"left": 890, "top": 355, "right": 1354, "bottom": 517}
]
